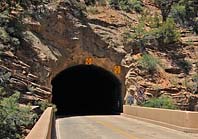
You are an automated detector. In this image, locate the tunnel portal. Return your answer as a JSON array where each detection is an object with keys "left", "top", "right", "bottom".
[{"left": 51, "top": 64, "right": 122, "bottom": 115}]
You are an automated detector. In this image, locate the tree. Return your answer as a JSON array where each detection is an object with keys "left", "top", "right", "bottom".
[{"left": 154, "top": 0, "right": 180, "bottom": 21}]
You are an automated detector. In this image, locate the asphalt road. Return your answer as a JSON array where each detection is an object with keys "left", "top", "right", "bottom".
[{"left": 55, "top": 115, "right": 198, "bottom": 139}]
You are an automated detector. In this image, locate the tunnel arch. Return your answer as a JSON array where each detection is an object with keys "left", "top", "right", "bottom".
[{"left": 51, "top": 64, "right": 122, "bottom": 115}]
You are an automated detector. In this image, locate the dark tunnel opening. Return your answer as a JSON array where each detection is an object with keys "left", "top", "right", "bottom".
[{"left": 51, "top": 64, "right": 122, "bottom": 115}]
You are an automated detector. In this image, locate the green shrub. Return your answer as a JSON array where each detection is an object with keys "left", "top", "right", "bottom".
[
  {"left": 123, "top": 20, "right": 149, "bottom": 50},
  {"left": 170, "top": 4, "right": 186, "bottom": 26},
  {"left": 35, "top": 100, "right": 57, "bottom": 112},
  {"left": 0, "top": 92, "right": 38, "bottom": 139},
  {"left": 0, "top": 27, "right": 10, "bottom": 44},
  {"left": 138, "top": 54, "right": 160, "bottom": 73},
  {"left": 169, "top": 0, "right": 198, "bottom": 33},
  {"left": 129, "top": 21, "right": 147, "bottom": 43},
  {"left": 119, "top": 0, "right": 143, "bottom": 13},
  {"left": 118, "top": 0, "right": 129, "bottom": 11},
  {"left": 156, "top": 18, "right": 180, "bottom": 44},
  {"left": 0, "top": 22, "right": 21, "bottom": 49},
  {"left": 123, "top": 16, "right": 180, "bottom": 51},
  {"left": 0, "top": 86, "right": 7, "bottom": 98},
  {"left": 143, "top": 96, "right": 177, "bottom": 109},
  {"left": 0, "top": 71, "right": 11, "bottom": 86},
  {"left": 141, "top": 12, "right": 162, "bottom": 28},
  {"left": 109, "top": 0, "right": 143, "bottom": 12},
  {"left": 131, "top": 0, "right": 143, "bottom": 13}
]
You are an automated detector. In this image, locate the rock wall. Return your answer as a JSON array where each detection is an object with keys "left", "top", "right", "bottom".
[{"left": 4, "top": 0, "right": 127, "bottom": 103}]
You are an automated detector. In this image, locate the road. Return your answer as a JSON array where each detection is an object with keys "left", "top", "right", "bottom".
[{"left": 55, "top": 115, "right": 198, "bottom": 139}]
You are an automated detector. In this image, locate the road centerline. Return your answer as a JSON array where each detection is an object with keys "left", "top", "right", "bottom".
[{"left": 88, "top": 117, "right": 140, "bottom": 139}]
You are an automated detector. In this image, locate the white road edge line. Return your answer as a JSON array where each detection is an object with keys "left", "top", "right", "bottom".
[{"left": 56, "top": 119, "right": 61, "bottom": 139}]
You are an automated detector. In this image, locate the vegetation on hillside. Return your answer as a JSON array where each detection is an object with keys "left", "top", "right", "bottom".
[
  {"left": 109, "top": 0, "right": 198, "bottom": 33},
  {"left": 143, "top": 96, "right": 177, "bottom": 110},
  {"left": 0, "top": 84, "right": 56, "bottom": 138},
  {"left": 138, "top": 53, "right": 160, "bottom": 73},
  {"left": 151, "top": 0, "right": 198, "bottom": 33},
  {"left": 108, "top": 0, "right": 143, "bottom": 12},
  {"left": 116, "top": 0, "right": 143, "bottom": 13},
  {"left": 123, "top": 15, "right": 180, "bottom": 51},
  {"left": 170, "top": 0, "right": 198, "bottom": 33},
  {"left": 0, "top": 92, "right": 38, "bottom": 139}
]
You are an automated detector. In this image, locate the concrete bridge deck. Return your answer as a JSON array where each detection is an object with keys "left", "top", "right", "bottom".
[{"left": 55, "top": 115, "right": 198, "bottom": 139}]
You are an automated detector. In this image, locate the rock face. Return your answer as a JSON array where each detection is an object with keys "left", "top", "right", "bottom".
[
  {"left": 33, "top": 1, "right": 126, "bottom": 86},
  {"left": 1, "top": 0, "right": 126, "bottom": 104},
  {"left": 1, "top": 0, "right": 198, "bottom": 111}
]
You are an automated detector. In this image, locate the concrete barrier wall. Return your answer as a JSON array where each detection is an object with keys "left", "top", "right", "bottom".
[
  {"left": 26, "top": 107, "right": 54, "bottom": 139},
  {"left": 122, "top": 105, "right": 198, "bottom": 133}
]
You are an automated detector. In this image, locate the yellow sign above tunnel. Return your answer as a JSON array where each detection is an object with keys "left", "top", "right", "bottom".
[
  {"left": 114, "top": 65, "right": 121, "bottom": 75},
  {"left": 85, "top": 57, "right": 93, "bottom": 65}
]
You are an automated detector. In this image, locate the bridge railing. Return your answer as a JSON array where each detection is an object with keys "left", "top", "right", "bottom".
[
  {"left": 122, "top": 105, "right": 198, "bottom": 133},
  {"left": 26, "top": 107, "right": 54, "bottom": 139}
]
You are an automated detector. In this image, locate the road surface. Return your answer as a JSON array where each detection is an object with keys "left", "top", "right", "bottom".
[{"left": 55, "top": 115, "right": 198, "bottom": 139}]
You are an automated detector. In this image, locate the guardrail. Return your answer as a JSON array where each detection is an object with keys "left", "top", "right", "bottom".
[
  {"left": 26, "top": 107, "right": 54, "bottom": 139},
  {"left": 122, "top": 105, "right": 198, "bottom": 133}
]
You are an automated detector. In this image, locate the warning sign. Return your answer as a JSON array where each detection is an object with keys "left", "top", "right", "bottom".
[
  {"left": 114, "top": 65, "right": 121, "bottom": 74},
  {"left": 85, "top": 57, "right": 93, "bottom": 65}
]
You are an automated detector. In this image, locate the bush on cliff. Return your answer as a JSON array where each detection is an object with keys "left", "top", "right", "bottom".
[
  {"left": 109, "top": 0, "right": 143, "bottom": 13},
  {"left": 138, "top": 53, "right": 160, "bottom": 73},
  {"left": 143, "top": 96, "right": 177, "bottom": 110},
  {"left": 0, "top": 92, "right": 37, "bottom": 139},
  {"left": 155, "top": 18, "right": 180, "bottom": 45}
]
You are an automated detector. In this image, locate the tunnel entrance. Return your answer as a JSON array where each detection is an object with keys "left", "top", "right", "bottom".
[{"left": 51, "top": 64, "right": 122, "bottom": 115}]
